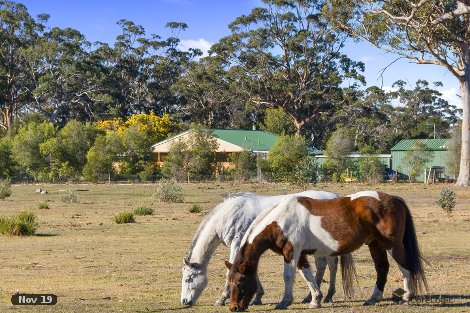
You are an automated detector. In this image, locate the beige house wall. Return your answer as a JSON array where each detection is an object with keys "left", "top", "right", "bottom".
[{"left": 152, "top": 132, "right": 248, "bottom": 168}]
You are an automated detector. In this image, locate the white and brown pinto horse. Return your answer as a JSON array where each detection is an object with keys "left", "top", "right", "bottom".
[
  {"left": 226, "top": 191, "right": 428, "bottom": 311},
  {"left": 181, "top": 191, "right": 350, "bottom": 307}
]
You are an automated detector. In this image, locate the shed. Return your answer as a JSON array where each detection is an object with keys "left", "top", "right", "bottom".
[{"left": 390, "top": 139, "right": 451, "bottom": 181}]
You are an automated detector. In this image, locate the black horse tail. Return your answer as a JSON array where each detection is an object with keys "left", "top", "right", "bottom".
[
  {"left": 399, "top": 197, "right": 429, "bottom": 295},
  {"left": 340, "top": 253, "right": 357, "bottom": 299}
]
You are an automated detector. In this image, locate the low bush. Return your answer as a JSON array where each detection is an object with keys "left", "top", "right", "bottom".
[
  {"left": 154, "top": 179, "right": 184, "bottom": 203},
  {"left": 114, "top": 211, "right": 135, "bottom": 224},
  {"left": 437, "top": 188, "right": 456, "bottom": 214},
  {"left": 134, "top": 206, "right": 154, "bottom": 216},
  {"left": 0, "top": 180, "right": 12, "bottom": 199},
  {"left": 188, "top": 204, "right": 202, "bottom": 213},
  {"left": 38, "top": 202, "right": 50, "bottom": 210},
  {"left": 0, "top": 211, "right": 38, "bottom": 236},
  {"left": 61, "top": 190, "right": 78, "bottom": 203}
]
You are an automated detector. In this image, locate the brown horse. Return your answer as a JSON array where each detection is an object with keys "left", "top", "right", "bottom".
[{"left": 226, "top": 191, "right": 428, "bottom": 311}]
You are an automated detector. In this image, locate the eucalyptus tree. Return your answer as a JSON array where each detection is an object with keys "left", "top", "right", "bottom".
[
  {"left": 26, "top": 27, "right": 111, "bottom": 125},
  {"left": 0, "top": 0, "right": 46, "bottom": 132},
  {"left": 102, "top": 20, "right": 201, "bottom": 118},
  {"left": 335, "top": 81, "right": 460, "bottom": 151},
  {"left": 333, "top": 86, "right": 392, "bottom": 151},
  {"left": 172, "top": 57, "right": 250, "bottom": 128},
  {"left": 325, "top": 0, "right": 470, "bottom": 185},
  {"left": 209, "top": 0, "right": 365, "bottom": 141},
  {"left": 389, "top": 80, "right": 460, "bottom": 139}
]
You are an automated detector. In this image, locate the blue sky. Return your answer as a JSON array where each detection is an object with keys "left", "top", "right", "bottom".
[{"left": 21, "top": 0, "right": 461, "bottom": 108}]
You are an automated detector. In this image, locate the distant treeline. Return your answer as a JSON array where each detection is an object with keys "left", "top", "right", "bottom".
[{"left": 0, "top": 1, "right": 462, "bottom": 182}]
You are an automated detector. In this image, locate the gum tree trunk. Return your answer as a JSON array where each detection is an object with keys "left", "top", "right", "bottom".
[{"left": 456, "top": 69, "right": 470, "bottom": 186}]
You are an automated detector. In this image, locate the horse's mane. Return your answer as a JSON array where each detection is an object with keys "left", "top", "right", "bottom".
[
  {"left": 186, "top": 192, "right": 260, "bottom": 260},
  {"left": 239, "top": 195, "right": 294, "bottom": 249}
]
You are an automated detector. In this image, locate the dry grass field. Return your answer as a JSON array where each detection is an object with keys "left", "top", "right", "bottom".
[{"left": 0, "top": 182, "right": 469, "bottom": 313}]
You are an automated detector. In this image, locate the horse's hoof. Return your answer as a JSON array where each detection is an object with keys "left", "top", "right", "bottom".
[
  {"left": 274, "top": 301, "right": 291, "bottom": 310},
  {"left": 308, "top": 302, "right": 322, "bottom": 308},
  {"left": 251, "top": 299, "right": 262, "bottom": 305},
  {"left": 363, "top": 300, "right": 376, "bottom": 306},
  {"left": 301, "top": 294, "right": 312, "bottom": 303},
  {"left": 214, "top": 299, "right": 225, "bottom": 306},
  {"left": 324, "top": 296, "right": 333, "bottom": 303}
]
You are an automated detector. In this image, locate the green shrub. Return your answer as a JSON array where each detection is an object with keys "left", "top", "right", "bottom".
[
  {"left": 293, "top": 157, "right": 320, "bottom": 185},
  {"left": 114, "top": 211, "right": 135, "bottom": 224},
  {"left": 437, "top": 188, "right": 456, "bottom": 214},
  {"left": 0, "top": 180, "right": 12, "bottom": 199},
  {"left": 61, "top": 190, "right": 78, "bottom": 203},
  {"left": 38, "top": 202, "right": 50, "bottom": 210},
  {"left": 229, "top": 151, "right": 257, "bottom": 182},
  {"left": 188, "top": 204, "right": 202, "bottom": 213},
  {"left": 138, "top": 163, "right": 161, "bottom": 182},
  {"left": 358, "top": 147, "right": 386, "bottom": 183},
  {"left": 267, "top": 135, "right": 308, "bottom": 182},
  {"left": 0, "top": 211, "right": 38, "bottom": 236},
  {"left": 154, "top": 179, "right": 184, "bottom": 203},
  {"left": 134, "top": 206, "right": 154, "bottom": 216}
]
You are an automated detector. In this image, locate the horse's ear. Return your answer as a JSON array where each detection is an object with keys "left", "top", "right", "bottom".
[
  {"left": 237, "top": 263, "right": 247, "bottom": 274},
  {"left": 191, "top": 262, "right": 201, "bottom": 269},
  {"left": 225, "top": 261, "right": 233, "bottom": 270},
  {"left": 183, "top": 257, "right": 191, "bottom": 267}
]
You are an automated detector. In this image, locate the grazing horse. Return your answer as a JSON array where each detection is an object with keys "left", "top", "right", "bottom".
[
  {"left": 181, "top": 190, "right": 349, "bottom": 306},
  {"left": 226, "top": 191, "right": 428, "bottom": 311}
]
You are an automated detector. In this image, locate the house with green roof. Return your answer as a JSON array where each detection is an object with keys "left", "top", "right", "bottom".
[
  {"left": 150, "top": 129, "right": 278, "bottom": 165},
  {"left": 391, "top": 139, "right": 451, "bottom": 181}
]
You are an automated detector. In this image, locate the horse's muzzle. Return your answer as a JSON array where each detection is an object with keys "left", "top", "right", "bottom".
[
  {"left": 181, "top": 299, "right": 192, "bottom": 306},
  {"left": 229, "top": 305, "right": 246, "bottom": 312}
]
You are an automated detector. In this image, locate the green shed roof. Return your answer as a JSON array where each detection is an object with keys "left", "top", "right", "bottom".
[
  {"left": 212, "top": 129, "right": 278, "bottom": 152},
  {"left": 391, "top": 139, "right": 450, "bottom": 151}
]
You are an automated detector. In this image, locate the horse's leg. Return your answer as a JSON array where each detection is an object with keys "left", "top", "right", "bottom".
[
  {"left": 324, "top": 256, "right": 338, "bottom": 303},
  {"left": 301, "top": 255, "right": 326, "bottom": 304},
  {"left": 364, "top": 240, "right": 389, "bottom": 306},
  {"left": 251, "top": 273, "right": 264, "bottom": 305},
  {"left": 297, "top": 253, "right": 323, "bottom": 308},
  {"left": 215, "top": 240, "right": 240, "bottom": 306},
  {"left": 274, "top": 250, "right": 301, "bottom": 310},
  {"left": 388, "top": 245, "right": 413, "bottom": 303}
]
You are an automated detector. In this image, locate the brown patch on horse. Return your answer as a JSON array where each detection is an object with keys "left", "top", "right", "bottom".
[
  {"left": 297, "top": 193, "right": 401, "bottom": 255},
  {"left": 241, "top": 221, "right": 295, "bottom": 267}
]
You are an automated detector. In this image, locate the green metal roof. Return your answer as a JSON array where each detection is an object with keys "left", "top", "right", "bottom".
[
  {"left": 211, "top": 129, "right": 278, "bottom": 152},
  {"left": 391, "top": 139, "right": 450, "bottom": 151}
]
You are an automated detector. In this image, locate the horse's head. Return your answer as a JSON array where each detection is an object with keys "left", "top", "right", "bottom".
[
  {"left": 181, "top": 257, "right": 207, "bottom": 306},
  {"left": 226, "top": 257, "right": 258, "bottom": 312}
]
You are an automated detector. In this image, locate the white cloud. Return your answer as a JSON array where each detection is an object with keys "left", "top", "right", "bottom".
[
  {"left": 179, "top": 38, "right": 212, "bottom": 57},
  {"left": 439, "top": 87, "right": 461, "bottom": 109},
  {"left": 381, "top": 85, "right": 398, "bottom": 93},
  {"left": 360, "top": 56, "right": 373, "bottom": 63}
]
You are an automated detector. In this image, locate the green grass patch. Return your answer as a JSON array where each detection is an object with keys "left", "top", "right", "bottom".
[
  {"left": 0, "top": 211, "right": 38, "bottom": 236},
  {"left": 114, "top": 211, "right": 135, "bottom": 224},
  {"left": 188, "top": 204, "right": 202, "bottom": 213},
  {"left": 38, "top": 202, "right": 50, "bottom": 210},
  {"left": 133, "top": 206, "right": 154, "bottom": 216}
]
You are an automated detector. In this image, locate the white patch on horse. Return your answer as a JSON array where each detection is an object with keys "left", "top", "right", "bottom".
[
  {"left": 246, "top": 196, "right": 339, "bottom": 255},
  {"left": 305, "top": 214, "right": 339, "bottom": 254},
  {"left": 347, "top": 190, "right": 380, "bottom": 201}
]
